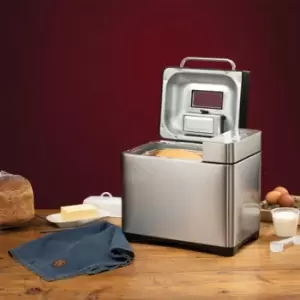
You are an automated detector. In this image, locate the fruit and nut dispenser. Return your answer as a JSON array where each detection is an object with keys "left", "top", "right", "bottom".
[{"left": 121, "top": 57, "right": 262, "bottom": 256}]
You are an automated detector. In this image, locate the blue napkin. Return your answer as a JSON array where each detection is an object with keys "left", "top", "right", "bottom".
[{"left": 8, "top": 221, "right": 134, "bottom": 281}]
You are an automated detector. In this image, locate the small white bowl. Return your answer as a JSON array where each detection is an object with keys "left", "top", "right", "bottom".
[{"left": 46, "top": 209, "right": 111, "bottom": 228}]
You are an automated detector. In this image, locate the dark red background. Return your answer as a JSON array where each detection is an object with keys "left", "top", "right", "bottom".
[{"left": 1, "top": 0, "right": 300, "bottom": 208}]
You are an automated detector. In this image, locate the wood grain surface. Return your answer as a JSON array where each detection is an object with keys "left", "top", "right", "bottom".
[{"left": 0, "top": 210, "right": 300, "bottom": 300}]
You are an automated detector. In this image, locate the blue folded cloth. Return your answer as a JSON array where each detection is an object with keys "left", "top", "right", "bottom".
[{"left": 8, "top": 221, "right": 134, "bottom": 281}]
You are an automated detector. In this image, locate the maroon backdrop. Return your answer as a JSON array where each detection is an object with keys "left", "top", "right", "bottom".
[{"left": 2, "top": 0, "right": 300, "bottom": 208}]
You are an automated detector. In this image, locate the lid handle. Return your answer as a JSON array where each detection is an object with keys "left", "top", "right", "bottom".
[{"left": 180, "top": 57, "right": 236, "bottom": 71}]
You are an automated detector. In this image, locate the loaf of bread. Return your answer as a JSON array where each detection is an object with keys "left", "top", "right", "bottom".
[
  {"left": 0, "top": 171, "right": 35, "bottom": 227},
  {"left": 151, "top": 148, "right": 202, "bottom": 160}
]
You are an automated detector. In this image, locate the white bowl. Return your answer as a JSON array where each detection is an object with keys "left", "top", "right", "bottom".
[
  {"left": 46, "top": 209, "right": 111, "bottom": 228},
  {"left": 83, "top": 193, "right": 122, "bottom": 218}
]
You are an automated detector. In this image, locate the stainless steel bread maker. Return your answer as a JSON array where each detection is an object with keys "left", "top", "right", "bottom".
[{"left": 121, "top": 57, "right": 261, "bottom": 256}]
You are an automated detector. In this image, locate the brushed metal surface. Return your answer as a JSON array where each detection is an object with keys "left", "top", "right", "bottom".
[
  {"left": 202, "top": 129, "right": 261, "bottom": 164},
  {"left": 160, "top": 68, "right": 243, "bottom": 143},
  {"left": 122, "top": 142, "right": 261, "bottom": 249},
  {"left": 183, "top": 114, "right": 222, "bottom": 136},
  {"left": 122, "top": 152, "right": 227, "bottom": 247},
  {"left": 231, "top": 152, "right": 261, "bottom": 246},
  {"left": 179, "top": 57, "right": 236, "bottom": 70}
]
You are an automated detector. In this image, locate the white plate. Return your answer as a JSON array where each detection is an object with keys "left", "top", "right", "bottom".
[{"left": 46, "top": 209, "right": 111, "bottom": 228}]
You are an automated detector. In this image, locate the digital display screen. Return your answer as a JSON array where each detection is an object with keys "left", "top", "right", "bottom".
[{"left": 192, "top": 90, "right": 223, "bottom": 109}]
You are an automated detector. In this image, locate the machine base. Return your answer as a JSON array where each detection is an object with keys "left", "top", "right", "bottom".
[{"left": 124, "top": 231, "right": 260, "bottom": 257}]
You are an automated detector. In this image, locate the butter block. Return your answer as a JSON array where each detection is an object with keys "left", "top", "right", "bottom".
[{"left": 60, "top": 204, "right": 98, "bottom": 221}]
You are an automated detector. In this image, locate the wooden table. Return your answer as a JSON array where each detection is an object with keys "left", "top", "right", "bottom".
[{"left": 0, "top": 210, "right": 300, "bottom": 300}]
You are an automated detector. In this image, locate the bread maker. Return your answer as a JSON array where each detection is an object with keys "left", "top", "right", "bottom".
[{"left": 121, "top": 57, "right": 261, "bottom": 256}]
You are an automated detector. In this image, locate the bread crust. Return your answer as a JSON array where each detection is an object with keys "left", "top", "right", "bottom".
[
  {"left": 147, "top": 148, "right": 203, "bottom": 160},
  {"left": 0, "top": 172, "right": 35, "bottom": 226}
]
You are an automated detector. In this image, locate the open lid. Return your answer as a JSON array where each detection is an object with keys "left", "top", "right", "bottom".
[{"left": 159, "top": 57, "right": 249, "bottom": 143}]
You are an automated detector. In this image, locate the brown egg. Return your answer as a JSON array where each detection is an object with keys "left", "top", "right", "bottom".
[
  {"left": 277, "top": 193, "right": 295, "bottom": 207},
  {"left": 274, "top": 186, "right": 289, "bottom": 194},
  {"left": 265, "top": 190, "right": 281, "bottom": 205}
]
